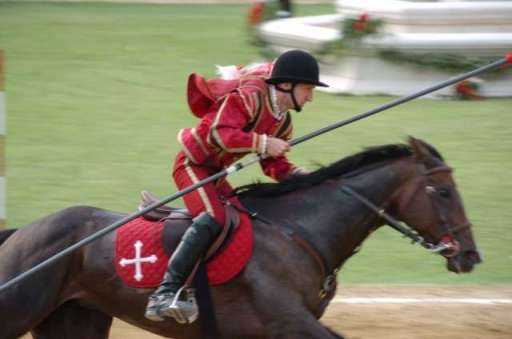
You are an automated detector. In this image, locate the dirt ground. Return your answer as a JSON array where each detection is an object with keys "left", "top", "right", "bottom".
[
  {"left": 23, "top": 285, "right": 512, "bottom": 339},
  {"left": 321, "top": 285, "right": 512, "bottom": 339}
]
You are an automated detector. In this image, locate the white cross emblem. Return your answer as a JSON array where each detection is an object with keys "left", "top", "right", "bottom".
[{"left": 119, "top": 240, "right": 158, "bottom": 281}]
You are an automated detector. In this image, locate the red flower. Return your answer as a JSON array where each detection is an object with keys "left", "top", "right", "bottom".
[
  {"left": 455, "top": 80, "right": 481, "bottom": 100},
  {"left": 352, "top": 21, "right": 367, "bottom": 32},
  {"left": 248, "top": 2, "right": 264, "bottom": 26},
  {"left": 358, "top": 13, "right": 369, "bottom": 22}
]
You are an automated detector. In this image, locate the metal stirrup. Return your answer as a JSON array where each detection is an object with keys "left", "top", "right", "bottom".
[{"left": 167, "top": 286, "right": 198, "bottom": 324}]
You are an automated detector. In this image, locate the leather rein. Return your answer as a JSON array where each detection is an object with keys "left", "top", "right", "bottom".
[
  {"left": 243, "top": 164, "right": 472, "bottom": 301},
  {"left": 341, "top": 165, "right": 472, "bottom": 254}
]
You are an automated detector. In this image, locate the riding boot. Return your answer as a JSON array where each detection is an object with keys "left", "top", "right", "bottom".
[{"left": 144, "top": 212, "right": 222, "bottom": 323}]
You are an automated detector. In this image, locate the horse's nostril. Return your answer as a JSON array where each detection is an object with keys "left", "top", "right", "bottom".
[{"left": 465, "top": 250, "right": 482, "bottom": 264}]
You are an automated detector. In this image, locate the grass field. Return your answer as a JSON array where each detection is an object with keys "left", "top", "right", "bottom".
[{"left": 1, "top": 2, "right": 511, "bottom": 284}]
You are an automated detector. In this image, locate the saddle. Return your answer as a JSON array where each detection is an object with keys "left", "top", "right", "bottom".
[
  {"left": 115, "top": 193, "right": 254, "bottom": 288},
  {"left": 137, "top": 190, "right": 240, "bottom": 261},
  {"left": 138, "top": 191, "right": 191, "bottom": 221}
]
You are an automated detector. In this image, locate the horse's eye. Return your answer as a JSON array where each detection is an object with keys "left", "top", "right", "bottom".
[{"left": 439, "top": 188, "right": 451, "bottom": 198}]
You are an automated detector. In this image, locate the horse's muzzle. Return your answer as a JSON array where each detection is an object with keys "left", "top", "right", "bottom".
[{"left": 446, "top": 249, "right": 482, "bottom": 273}]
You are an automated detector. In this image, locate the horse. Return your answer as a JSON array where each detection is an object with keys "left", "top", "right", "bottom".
[{"left": 0, "top": 137, "right": 481, "bottom": 339}]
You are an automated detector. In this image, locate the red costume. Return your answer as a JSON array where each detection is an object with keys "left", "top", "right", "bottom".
[
  {"left": 173, "top": 63, "right": 300, "bottom": 225},
  {"left": 145, "top": 50, "right": 327, "bottom": 324}
]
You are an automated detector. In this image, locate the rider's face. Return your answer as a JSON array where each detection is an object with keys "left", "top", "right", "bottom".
[
  {"left": 278, "top": 83, "right": 315, "bottom": 111},
  {"left": 293, "top": 83, "right": 315, "bottom": 108}
]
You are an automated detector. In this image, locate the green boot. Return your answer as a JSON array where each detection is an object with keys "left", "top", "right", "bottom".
[{"left": 144, "top": 212, "right": 222, "bottom": 323}]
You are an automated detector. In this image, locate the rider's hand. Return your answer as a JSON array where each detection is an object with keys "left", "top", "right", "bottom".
[{"left": 266, "top": 137, "right": 290, "bottom": 158}]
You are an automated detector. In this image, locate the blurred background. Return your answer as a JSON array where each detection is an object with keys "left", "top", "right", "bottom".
[{"left": 0, "top": 0, "right": 511, "bottom": 291}]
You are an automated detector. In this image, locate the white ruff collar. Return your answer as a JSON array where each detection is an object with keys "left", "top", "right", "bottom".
[{"left": 269, "top": 85, "right": 285, "bottom": 120}]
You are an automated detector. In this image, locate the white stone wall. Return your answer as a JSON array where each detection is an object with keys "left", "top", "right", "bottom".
[
  {"left": 337, "top": 0, "right": 512, "bottom": 35},
  {"left": 258, "top": 0, "right": 512, "bottom": 96}
]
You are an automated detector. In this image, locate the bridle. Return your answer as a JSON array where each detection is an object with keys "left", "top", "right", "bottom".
[
  {"left": 251, "top": 161, "right": 474, "bottom": 301},
  {"left": 423, "top": 165, "right": 472, "bottom": 256},
  {"left": 247, "top": 160, "right": 473, "bottom": 301},
  {"left": 341, "top": 163, "right": 472, "bottom": 257}
]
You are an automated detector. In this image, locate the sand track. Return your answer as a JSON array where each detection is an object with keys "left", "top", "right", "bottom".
[{"left": 24, "top": 286, "right": 512, "bottom": 338}]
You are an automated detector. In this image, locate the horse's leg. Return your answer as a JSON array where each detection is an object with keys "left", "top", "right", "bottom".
[
  {"left": 247, "top": 271, "right": 344, "bottom": 339},
  {"left": 325, "top": 326, "right": 345, "bottom": 339},
  {"left": 263, "top": 308, "right": 343, "bottom": 339},
  {"left": 0, "top": 249, "right": 73, "bottom": 338},
  {"left": 0, "top": 207, "right": 108, "bottom": 338},
  {"left": 31, "top": 301, "right": 113, "bottom": 339}
]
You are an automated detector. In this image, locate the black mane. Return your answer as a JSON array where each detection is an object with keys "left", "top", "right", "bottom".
[{"left": 236, "top": 143, "right": 436, "bottom": 198}]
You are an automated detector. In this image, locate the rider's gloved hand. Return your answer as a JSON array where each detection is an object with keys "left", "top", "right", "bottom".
[{"left": 266, "top": 137, "right": 290, "bottom": 158}]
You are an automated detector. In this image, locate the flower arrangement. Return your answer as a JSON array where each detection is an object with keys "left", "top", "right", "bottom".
[
  {"left": 247, "top": 1, "right": 280, "bottom": 27},
  {"left": 248, "top": 2, "right": 265, "bottom": 27},
  {"left": 342, "top": 13, "right": 383, "bottom": 40},
  {"left": 247, "top": 1, "right": 283, "bottom": 58},
  {"left": 454, "top": 78, "right": 483, "bottom": 100}
]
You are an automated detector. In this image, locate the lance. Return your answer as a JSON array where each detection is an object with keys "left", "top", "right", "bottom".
[{"left": 0, "top": 53, "right": 510, "bottom": 293}]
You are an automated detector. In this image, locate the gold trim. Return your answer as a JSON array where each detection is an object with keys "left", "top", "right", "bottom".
[
  {"left": 251, "top": 92, "right": 265, "bottom": 130},
  {"left": 211, "top": 96, "right": 254, "bottom": 153},
  {"left": 184, "top": 158, "right": 215, "bottom": 217},
  {"left": 177, "top": 129, "right": 199, "bottom": 164},
  {"left": 252, "top": 133, "right": 258, "bottom": 152},
  {"left": 252, "top": 92, "right": 262, "bottom": 121},
  {"left": 210, "top": 97, "right": 229, "bottom": 149},
  {"left": 191, "top": 128, "right": 210, "bottom": 157},
  {"left": 280, "top": 123, "right": 292, "bottom": 139},
  {"left": 276, "top": 113, "right": 292, "bottom": 139},
  {"left": 238, "top": 89, "right": 254, "bottom": 120},
  {"left": 265, "top": 87, "right": 275, "bottom": 116}
]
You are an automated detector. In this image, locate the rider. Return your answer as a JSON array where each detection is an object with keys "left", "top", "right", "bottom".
[{"left": 145, "top": 49, "right": 328, "bottom": 322}]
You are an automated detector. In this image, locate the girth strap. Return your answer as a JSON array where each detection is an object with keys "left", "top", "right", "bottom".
[
  {"left": 215, "top": 204, "right": 338, "bottom": 301},
  {"left": 279, "top": 225, "right": 337, "bottom": 300},
  {"left": 281, "top": 227, "right": 327, "bottom": 279}
]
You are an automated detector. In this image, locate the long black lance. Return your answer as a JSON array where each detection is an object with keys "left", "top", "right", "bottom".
[{"left": 0, "top": 53, "right": 510, "bottom": 293}]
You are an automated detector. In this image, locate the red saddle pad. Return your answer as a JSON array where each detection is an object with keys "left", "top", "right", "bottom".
[{"left": 115, "top": 213, "right": 253, "bottom": 288}]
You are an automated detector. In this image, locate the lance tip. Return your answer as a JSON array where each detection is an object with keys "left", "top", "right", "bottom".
[{"left": 506, "top": 52, "right": 512, "bottom": 64}]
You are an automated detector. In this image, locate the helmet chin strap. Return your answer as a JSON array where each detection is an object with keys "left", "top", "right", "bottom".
[{"left": 276, "top": 83, "right": 302, "bottom": 112}]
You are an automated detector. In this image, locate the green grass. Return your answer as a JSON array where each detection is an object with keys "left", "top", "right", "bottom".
[{"left": 1, "top": 2, "right": 511, "bottom": 284}]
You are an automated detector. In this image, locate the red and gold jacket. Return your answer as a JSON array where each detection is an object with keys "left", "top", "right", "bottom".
[{"left": 178, "top": 65, "right": 299, "bottom": 182}]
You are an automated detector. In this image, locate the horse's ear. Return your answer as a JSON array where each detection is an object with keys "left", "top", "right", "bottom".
[{"left": 408, "top": 136, "right": 431, "bottom": 160}]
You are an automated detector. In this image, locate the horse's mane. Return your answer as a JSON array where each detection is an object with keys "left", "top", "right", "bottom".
[{"left": 236, "top": 142, "right": 443, "bottom": 198}]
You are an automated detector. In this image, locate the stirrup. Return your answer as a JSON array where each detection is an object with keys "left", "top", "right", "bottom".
[{"left": 164, "top": 285, "right": 199, "bottom": 324}]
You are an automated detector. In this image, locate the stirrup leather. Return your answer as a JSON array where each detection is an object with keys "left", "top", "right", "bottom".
[{"left": 164, "top": 285, "right": 199, "bottom": 324}]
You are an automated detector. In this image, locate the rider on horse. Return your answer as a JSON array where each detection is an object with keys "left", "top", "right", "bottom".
[{"left": 145, "top": 50, "right": 328, "bottom": 322}]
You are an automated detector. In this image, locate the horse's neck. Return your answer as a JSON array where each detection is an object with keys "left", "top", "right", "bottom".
[{"left": 284, "top": 160, "right": 412, "bottom": 272}]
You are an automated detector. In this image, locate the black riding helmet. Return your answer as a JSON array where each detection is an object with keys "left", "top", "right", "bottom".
[{"left": 266, "top": 50, "right": 328, "bottom": 112}]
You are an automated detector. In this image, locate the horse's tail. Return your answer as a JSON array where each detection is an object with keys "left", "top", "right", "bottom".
[{"left": 0, "top": 228, "right": 16, "bottom": 246}]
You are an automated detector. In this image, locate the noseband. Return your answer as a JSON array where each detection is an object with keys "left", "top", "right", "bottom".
[{"left": 341, "top": 164, "right": 472, "bottom": 256}]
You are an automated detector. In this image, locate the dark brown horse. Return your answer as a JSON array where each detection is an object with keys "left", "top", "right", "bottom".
[{"left": 0, "top": 137, "right": 481, "bottom": 339}]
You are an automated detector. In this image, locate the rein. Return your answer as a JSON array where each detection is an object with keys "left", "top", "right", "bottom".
[
  {"left": 237, "top": 163, "right": 473, "bottom": 302},
  {"left": 341, "top": 165, "right": 472, "bottom": 255}
]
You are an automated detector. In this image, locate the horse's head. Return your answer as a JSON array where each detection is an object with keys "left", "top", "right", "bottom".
[{"left": 390, "top": 137, "right": 481, "bottom": 273}]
